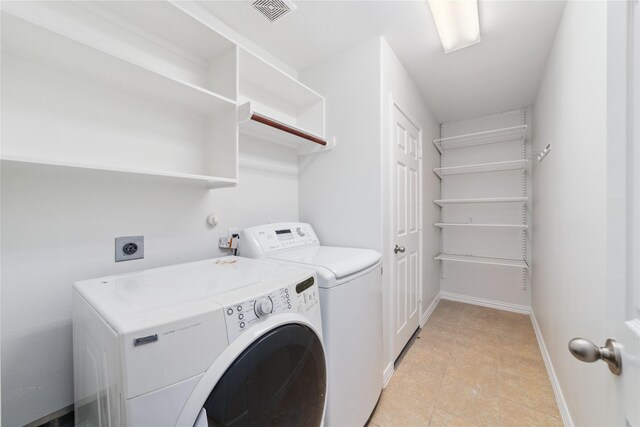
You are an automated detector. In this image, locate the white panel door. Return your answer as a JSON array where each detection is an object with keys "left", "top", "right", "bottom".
[
  {"left": 569, "top": 3, "right": 640, "bottom": 425},
  {"left": 392, "top": 104, "right": 421, "bottom": 360}
]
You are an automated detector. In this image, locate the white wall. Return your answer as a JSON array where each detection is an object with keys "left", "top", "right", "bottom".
[
  {"left": 380, "top": 38, "right": 440, "bottom": 370},
  {"left": 299, "top": 37, "right": 440, "bottom": 378},
  {"left": 439, "top": 109, "right": 532, "bottom": 309},
  {"left": 298, "top": 38, "right": 383, "bottom": 252},
  {"left": 531, "top": 1, "right": 608, "bottom": 426},
  {"left": 1, "top": 139, "right": 298, "bottom": 426}
]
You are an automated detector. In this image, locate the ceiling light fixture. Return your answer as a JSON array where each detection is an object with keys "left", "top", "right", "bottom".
[{"left": 428, "top": 0, "right": 481, "bottom": 54}]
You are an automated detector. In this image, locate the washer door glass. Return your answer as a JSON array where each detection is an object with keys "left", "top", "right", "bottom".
[{"left": 201, "top": 323, "right": 326, "bottom": 427}]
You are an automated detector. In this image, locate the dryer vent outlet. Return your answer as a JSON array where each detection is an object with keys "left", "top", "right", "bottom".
[{"left": 252, "top": 0, "right": 296, "bottom": 22}]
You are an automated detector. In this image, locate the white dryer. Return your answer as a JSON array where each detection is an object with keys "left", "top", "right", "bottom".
[
  {"left": 73, "top": 256, "right": 326, "bottom": 427},
  {"left": 239, "top": 223, "right": 382, "bottom": 427}
]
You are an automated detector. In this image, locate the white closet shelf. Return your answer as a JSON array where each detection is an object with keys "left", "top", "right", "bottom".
[
  {"left": 434, "top": 223, "right": 528, "bottom": 229},
  {"left": 435, "top": 254, "right": 529, "bottom": 269},
  {"left": 2, "top": 12, "right": 236, "bottom": 116},
  {"left": 1, "top": 156, "right": 237, "bottom": 189},
  {"left": 434, "top": 197, "right": 528, "bottom": 206},
  {"left": 238, "top": 102, "right": 333, "bottom": 155},
  {"left": 434, "top": 160, "right": 527, "bottom": 179},
  {"left": 433, "top": 125, "right": 527, "bottom": 153}
]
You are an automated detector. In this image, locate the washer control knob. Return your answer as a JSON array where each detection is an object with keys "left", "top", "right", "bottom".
[
  {"left": 254, "top": 296, "right": 274, "bottom": 317},
  {"left": 296, "top": 227, "right": 305, "bottom": 237}
]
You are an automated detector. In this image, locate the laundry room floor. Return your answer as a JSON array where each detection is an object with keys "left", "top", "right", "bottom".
[{"left": 368, "top": 300, "right": 562, "bottom": 427}]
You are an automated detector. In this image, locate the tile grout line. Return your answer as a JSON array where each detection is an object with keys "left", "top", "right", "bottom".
[
  {"left": 499, "top": 395, "right": 564, "bottom": 420},
  {"left": 427, "top": 358, "right": 448, "bottom": 426},
  {"left": 421, "top": 298, "right": 447, "bottom": 427}
]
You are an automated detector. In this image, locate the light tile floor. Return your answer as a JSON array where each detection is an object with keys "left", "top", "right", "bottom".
[{"left": 368, "top": 300, "right": 562, "bottom": 427}]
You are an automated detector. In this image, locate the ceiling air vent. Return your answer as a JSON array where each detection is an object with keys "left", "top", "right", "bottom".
[{"left": 252, "top": 0, "right": 296, "bottom": 22}]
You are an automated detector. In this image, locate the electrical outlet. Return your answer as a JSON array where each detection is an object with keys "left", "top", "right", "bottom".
[
  {"left": 218, "top": 236, "right": 239, "bottom": 250},
  {"left": 218, "top": 237, "right": 232, "bottom": 249},
  {"left": 115, "top": 236, "right": 144, "bottom": 262}
]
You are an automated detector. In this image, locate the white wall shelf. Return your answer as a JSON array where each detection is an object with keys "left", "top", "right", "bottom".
[
  {"left": 1, "top": 157, "right": 237, "bottom": 189},
  {"left": 2, "top": 0, "right": 239, "bottom": 100},
  {"left": 435, "top": 223, "right": 529, "bottom": 229},
  {"left": 2, "top": 12, "right": 236, "bottom": 116},
  {"left": 238, "top": 48, "right": 326, "bottom": 141},
  {"left": 1, "top": 1, "right": 330, "bottom": 188},
  {"left": 1, "top": 6, "right": 239, "bottom": 185},
  {"left": 435, "top": 254, "right": 529, "bottom": 269},
  {"left": 434, "top": 197, "right": 528, "bottom": 206},
  {"left": 433, "top": 125, "right": 527, "bottom": 153},
  {"left": 434, "top": 159, "right": 527, "bottom": 179}
]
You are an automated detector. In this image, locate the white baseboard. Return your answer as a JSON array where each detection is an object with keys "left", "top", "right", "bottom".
[
  {"left": 382, "top": 362, "right": 394, "bottom": 388},
  {"left": 530, "top": 311, "right": 573, "bottom": 427},
  {"left": 439, "top": 291, "right": 531, "bottom": 314},
  {"left": 420, "top": 294, "right": 441, "bottom": 327}
]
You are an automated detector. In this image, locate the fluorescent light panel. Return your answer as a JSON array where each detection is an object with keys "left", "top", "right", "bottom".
[{"left": 428, "top": 0, "right": 480, "bottom": 54}]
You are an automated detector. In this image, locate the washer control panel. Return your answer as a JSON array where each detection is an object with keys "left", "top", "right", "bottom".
[
  {"left": 246, "top": 223, "right": 319, "bottom": 254},
  {"left": 224, "top": 275, "right": 319, "bottom": 342}
]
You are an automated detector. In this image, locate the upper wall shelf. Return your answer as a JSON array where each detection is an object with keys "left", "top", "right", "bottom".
[
  {"left": 238, "top": 48, "right": 326, "bottom": 147},
  {"left": 434, "top": 197, "right": 528, "bottom": 207},
  {"left": 1, "top": 156, "right": 237, "bottom": 189},
  {"left": 2, "top": 14, "right": 236, "bottom": 116},
  {"left": 2, "top": 1, "right": 238, "bottom": 103},
  {"left": 239, "top": 48, "right": 323, "bottom": 110},
  {"left": 434, "top": 160, "right": 527, "bottom": 179},
  {"left": 1, "top": 1, "right": 239, "bottom": 186},
  {"left": 433, "top": 125, "right": 527, "bottom": 153}
]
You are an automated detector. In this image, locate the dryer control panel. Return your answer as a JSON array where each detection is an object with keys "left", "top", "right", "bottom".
[
  {"left": 239, "top": 222, "right": 320, "bottom": 257},
  {"left": 224, "top": 276, "right": 320, "bottom": 342}
]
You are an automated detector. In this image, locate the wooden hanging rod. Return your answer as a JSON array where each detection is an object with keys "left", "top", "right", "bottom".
[{"left": 250, "top": 113, "right": 327, "bottom": 146}]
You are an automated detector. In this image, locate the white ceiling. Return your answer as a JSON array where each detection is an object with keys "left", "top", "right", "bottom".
[{"left": 201, "top": 1, "right": 566, "bottom": 123}]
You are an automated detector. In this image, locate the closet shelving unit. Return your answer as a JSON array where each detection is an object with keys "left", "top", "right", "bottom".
[
  {"left": 1, "top": 1, "right": 331, "bottom": 187},
  {"left": 434, "top": 124, "right": 529, "bottom": 270}
]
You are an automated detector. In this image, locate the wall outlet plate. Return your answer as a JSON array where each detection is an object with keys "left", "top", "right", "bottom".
[
  {"left": 115, "top": 236, "right": 144, "bottom": 262},
  {"left": 218, "top": 237, "right": 232, "bottom": 249}
]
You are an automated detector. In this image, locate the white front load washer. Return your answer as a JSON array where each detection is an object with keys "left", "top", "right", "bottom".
[
  {"left": 73, "top": 256, "right": 327, "bottom": 427},
  {"left": 239, "top": 223, "right": 383, "bottom": 427}
]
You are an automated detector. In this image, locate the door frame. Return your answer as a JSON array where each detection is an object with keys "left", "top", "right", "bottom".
[
  {"left": 605, "top": 1, "right": 640, "bottom": 425},
  {"left": 387, "top": 95, "right": 424, "bottom": 363},
  {"left": 628, "top": 0, "right": 640, "bottom": 327}
]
